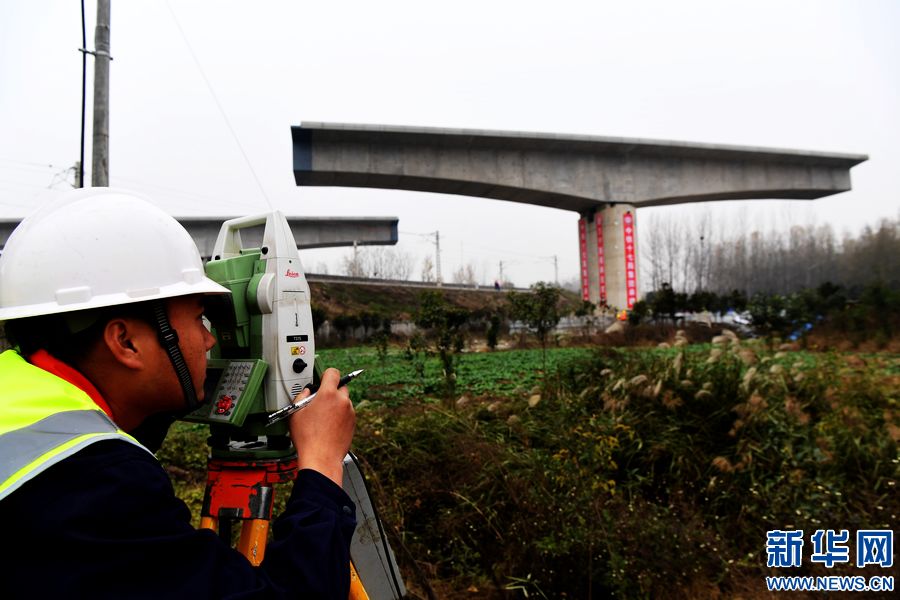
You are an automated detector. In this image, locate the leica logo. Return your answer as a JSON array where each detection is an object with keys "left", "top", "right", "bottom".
[{"left": 285, "top": 269, "right": 300, "bottom": 278}]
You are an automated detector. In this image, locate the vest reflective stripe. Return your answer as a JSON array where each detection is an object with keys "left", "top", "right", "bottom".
[{"left": 0, "top": 350, "right": 152, "bottom": 502}]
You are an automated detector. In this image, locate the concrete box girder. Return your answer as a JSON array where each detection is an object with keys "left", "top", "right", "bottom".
[
  {"left": 0, "top": 216, "right": 399, "bottom": 260},
  {"left": 292, "top": 122, "right": 867, "bottom": 212}
]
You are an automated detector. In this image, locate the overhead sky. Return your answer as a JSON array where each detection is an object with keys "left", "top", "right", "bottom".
[{"left": 1, "top": 0, "right": 897, "bottom": 288}]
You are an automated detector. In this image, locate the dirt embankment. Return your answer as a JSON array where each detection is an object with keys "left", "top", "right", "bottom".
[{"left": 311, "top": 280, "right": 580, "bottom": 321}]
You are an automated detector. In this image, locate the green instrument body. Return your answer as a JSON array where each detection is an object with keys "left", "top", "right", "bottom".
[{"left": 182, "top": 213, "right": 319, "bottom": 460}]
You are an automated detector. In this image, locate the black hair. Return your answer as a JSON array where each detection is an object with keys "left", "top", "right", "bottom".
[{"left": 4, "top": 302, "right": 156, "bottom": 367}]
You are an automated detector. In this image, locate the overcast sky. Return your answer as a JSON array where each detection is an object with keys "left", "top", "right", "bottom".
[{"left": 1, "top": 0, "right": 897, "bottom": 288}]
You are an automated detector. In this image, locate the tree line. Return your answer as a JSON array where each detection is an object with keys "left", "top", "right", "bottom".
[
  {"left": 643, "top": 210, "right": 899, "bottom": 296},
  {"left": 633, "top": 280, "right": 900, "bottom": 344}
]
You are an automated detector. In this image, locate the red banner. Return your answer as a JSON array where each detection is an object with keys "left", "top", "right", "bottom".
[
  {"left": 623, "top": 211, "right": 637, "bottom": 309},
  {"left": 595, "top": 214, "right": 606, "bottom": 305},
  {"left": 578, "top": 218, "right": 589, "bottom": 301}
]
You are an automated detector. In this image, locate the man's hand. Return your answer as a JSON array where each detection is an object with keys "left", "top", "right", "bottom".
[{"left": 288, "top": 368, "right": 356, "bottom": 487}]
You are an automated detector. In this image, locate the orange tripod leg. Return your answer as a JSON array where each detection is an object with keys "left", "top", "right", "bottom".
[
  {"left": 349, "top": 561, "right": 370, "bottom": 600},
  {"left": 200, "top": 516, "right": 217, "bottom": 531},
  {"left": 200, "top": 457, "right": 373, "bottom": 598},
  {"left": 237, "top": 519, "right": 271, "bottom": 566},
  {"left": 201, "top": 457, "right": 293, "bottom": 564}
]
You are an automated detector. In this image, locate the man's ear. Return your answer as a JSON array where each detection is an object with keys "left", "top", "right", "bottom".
[{"left": 102, "top": 318, "right": 154, "bottom": 370}]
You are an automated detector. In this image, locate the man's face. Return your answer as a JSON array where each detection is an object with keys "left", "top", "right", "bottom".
[{"left": 165, "top": 294, "right": 217, "bottom": 404}]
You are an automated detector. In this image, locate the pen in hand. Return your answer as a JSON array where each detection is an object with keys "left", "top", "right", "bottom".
[{"left": 266, "top": 369, "right": 364, "bottom": 427}]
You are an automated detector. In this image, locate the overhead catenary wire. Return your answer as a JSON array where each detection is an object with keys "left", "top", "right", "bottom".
[
  {"left": 412, "top": 232, "right": 558, "bottom": 264},
  {"left": 110, "top": 174, "right": 255, "bottom": 213},
  {"left": 404, "top": 229, "right": 559, "bottom": 263},
  {"left": 397, "top": 229, "right": 562, "bottom": 285},
  {"left": 462, "top": 238, "right": 559, "bottom": 262}
]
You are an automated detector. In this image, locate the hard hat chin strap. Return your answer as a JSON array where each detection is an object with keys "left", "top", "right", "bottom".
[{"left": 150, "top": 300, "right": 200, "bottom": 411}]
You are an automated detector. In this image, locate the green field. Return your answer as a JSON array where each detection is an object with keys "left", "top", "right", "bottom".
[{"left": 317, "top": 346, "right": 595, "bottom": 405}]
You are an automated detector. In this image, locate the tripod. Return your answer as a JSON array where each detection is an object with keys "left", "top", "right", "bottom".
[{"left": 199, "top": 454, "right": 370, "bottom": 599}]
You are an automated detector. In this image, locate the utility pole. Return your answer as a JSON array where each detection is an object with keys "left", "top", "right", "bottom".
[
  {"left": 433, "top": 231, "right": 442, "bottom": 286},
  {"left": 699, "top": 234, "right": 705, "bottom": 291},
  {"left": 553, "top": 255, "right": 559, "bottom": 284},
  {"left": 499, "top": 260, "right": 504, "bottom": 285},
  {"left": 91, "top": 0, "right": 111, "bottom": 186}
]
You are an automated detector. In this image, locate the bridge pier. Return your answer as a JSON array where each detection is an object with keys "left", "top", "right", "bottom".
[{"left": 579, "top": 204, "right": 638, "bottom": 310}]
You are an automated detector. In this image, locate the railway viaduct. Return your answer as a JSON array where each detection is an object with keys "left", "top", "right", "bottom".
[{"left": 291, "top": 122, "right": 866, "bottom": 309}]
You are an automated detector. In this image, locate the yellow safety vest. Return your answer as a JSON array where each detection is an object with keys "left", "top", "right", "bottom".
[{"left": 0, "top": 349, "right": 151, "bottom": 501}]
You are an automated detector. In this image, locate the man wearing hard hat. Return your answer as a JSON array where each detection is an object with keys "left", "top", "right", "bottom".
[{"left": 0, "top": 189, "right": 356, "bottom": 598}]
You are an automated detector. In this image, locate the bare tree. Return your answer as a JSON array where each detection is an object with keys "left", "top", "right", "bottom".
[
  {"left": 341, "top": 252, "right": 365, "bottom": 277},
  {"left": 421, "top": 255, "right": 435, "bottom": 282},
  {"left": 366, "top": 247, "right": 414, "bottom": 280},
  {"left": 341, "top": 247, "right": 413, "bottom": 280},
  {"left": 693, "top": 210, "right": 712, "bottom": 291},
  {"left": 645, "top": 208, "right": 749, "bottom": 293},
  {"left": 452, "top": 263, "right": 477, "bottom": 285},
  {"left": 642, "top": 209, "right": 695, "bottom": 291},
  {"left": 625, "top": 208, "right": 896, "bottom": 298},
  {"left": 642, "top": 212, "right": 667, "bottom": 291}
]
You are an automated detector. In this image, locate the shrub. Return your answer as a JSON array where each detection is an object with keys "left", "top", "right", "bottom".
[
  {"left": 507, "top": 283, "right": 562, "bottom": 369},
  {"left": 354, "top": 344, "right": 897, "bottom": 597},
  {"left": 415, "top": 292, "right": 469, "bottom": 404}
]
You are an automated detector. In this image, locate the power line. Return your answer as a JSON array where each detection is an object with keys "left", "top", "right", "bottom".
[
  {"left": 463, "top": 238, "right": 560, "bottom": 261},
  {"left": 109, "top": 175, "right": 253, "bottom": 212},
  {"left": 48, "top": 165, "right": 77, "bottom": 190},
  {"left": 405, "top": 231, "right": 559, "bottom": 265},
  {"left": 0, "top": 179, "right": 54, "bottom": 191},
  {"left": 400, "top": 229, "right": 564, "bottom": 282},
  {"left": 0, "top": 159, "right": 60, "bottom": 172},
  {"left": 164, "top": 1, "right": 272, "bottom": 210},
  {"left": 398, "top": 230, "right": 442, "bottom": 283}
]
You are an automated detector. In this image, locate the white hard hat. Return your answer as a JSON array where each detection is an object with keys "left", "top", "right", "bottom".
[{"left": 0, "top": 188, "right": 229, "bottom": 321}]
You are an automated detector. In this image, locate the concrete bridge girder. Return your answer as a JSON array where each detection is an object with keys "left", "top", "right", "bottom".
[
  {"left": 0, "top": 216, "right": 399, "bottom": 261},
  {"left": 298, "top": 148, "right": 850, "bottom": 211},
  {"left": 293, "top": 123, "right": 864, "bottom": 211},
  {"left": 292, "top": 122, "right": 866, "bottom": 308},
  {"left": 180, "top": 216, "right": 399, "bottom": 258}
]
